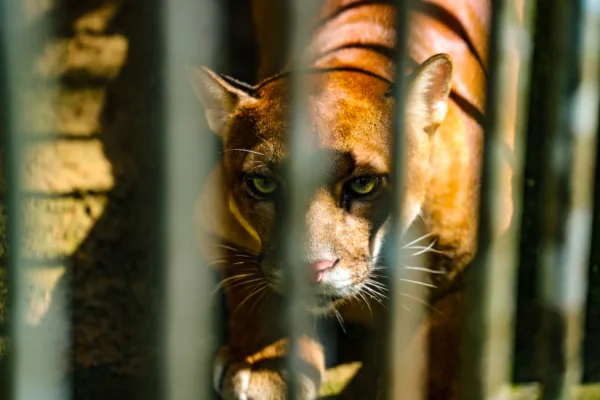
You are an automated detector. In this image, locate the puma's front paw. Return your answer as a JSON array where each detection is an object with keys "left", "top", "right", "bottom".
[{"left": 214, "top": 346, "right": 322, "bottom": 400}]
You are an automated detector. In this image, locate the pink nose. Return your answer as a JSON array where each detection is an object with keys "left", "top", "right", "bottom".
[{"left": 311, "top": 260, "right": 336, "bottom": 283}]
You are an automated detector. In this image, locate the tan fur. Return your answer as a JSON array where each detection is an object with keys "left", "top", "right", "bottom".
[{"left": 192, "top": 0, "right": 520, "bottom": 398}]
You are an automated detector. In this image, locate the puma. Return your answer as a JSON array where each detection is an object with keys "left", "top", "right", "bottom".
[{"left": 190, "top": 0, "right": 519, "bottom": 398}]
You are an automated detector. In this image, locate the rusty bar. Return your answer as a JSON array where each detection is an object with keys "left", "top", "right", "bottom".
[
  {"left": 0, "top": 1, "right": 70, "bottom": 399},
  {"left": 460, "top": 0, "right": 535, "bottom": 398},
  {"left": 159, "top": 0, "right": 222, "bottom": 399}
]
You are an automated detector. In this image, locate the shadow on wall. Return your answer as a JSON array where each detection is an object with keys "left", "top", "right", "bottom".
[{"left": 0, "top": 0, "right": 257, "bottom": 398}]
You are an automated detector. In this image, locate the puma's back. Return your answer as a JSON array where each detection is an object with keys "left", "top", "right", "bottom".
[{"left": 251, "top": 0, "right": 496, "bottom": 288}]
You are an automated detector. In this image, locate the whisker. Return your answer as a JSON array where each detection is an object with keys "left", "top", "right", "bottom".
[
  {"left": 207, "top": 254, "right": 257, "bottom": 261},
  {"left": 362, "top": 285, "right": 388, "bottom": 303},
  {"left": 207, "top": 259, "right": 259, "bottom": 268},
  {"left": 205, "top": 253, "right": 259, "bottom": 266},
  {"left": 405, "top": 246, "right": 447, "bottom": 256},
  {"left": 399, "top": 293, "right": 442, "bottom": 314},
  {"left": 234, "top": 283, "right": 270, "bottom": 316},
  {"left": 364, "top": 289, "right": 388, "bottom": 302},
  {"left": 212, "top": 273, "right": 255, "bottom": 295},
  {"left": 356, "top": 291, "right": 373, "bottom": 319},
  {"left": 365, "top": 279, "right": 389, "bottom": 292},
  {"left": 361, "top": 288, "right": 386, "bottom": 307},
  {"left": 398, "top": 278, "right": 437, "bottom": 288},
  {"left": 212, "top": 244, "right": 240, "bottom": 252},
  {"left": 216, "top": 267, "right": 259, "bottom": 275},
  {"left": 403, "top": 266, "right": 446, "bottom": 275},
  {"left": 405, "top": 242, "right": 434, "bottom": 252},
  {"left": 407, "top": 240, "right": 436, "bottom": 256},
  {"left": 332, "top": 307, "right": 346, "bottom": 333},
  {"left": 223, "top": 148, "right": 266, "bottom": 156},
  {"left": 366, "top": 277, "right": 387, "bottom": 286},
  {"left": 249, "top": 286, "right": 272, "bottom": 316},
  {"left": 209, "top": 243, "right": 260, "bottom": 258},
  {"left": 369, "top": 274, "right": 389, "bottom": 281},
  {"left": 206, "top": 260, "right": 260, "bottom": 270},
  {"left": 401, "top": 232, "right": 433, "bottom": 249},
  {"left": 226, "top": 277, "right": 264, "bottom": 291}
]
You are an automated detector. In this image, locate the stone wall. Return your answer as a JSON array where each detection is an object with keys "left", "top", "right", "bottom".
[{"left": 0, "top": 0, "right": 257, "bottom": 397}]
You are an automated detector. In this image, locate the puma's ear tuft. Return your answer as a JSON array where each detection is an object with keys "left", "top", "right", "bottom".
[
  {"left": 407, "top": 53, "right": 454, "bottom": 133},
  {"left": 189, "top": 66, "right": 255, "bottom": 136}
]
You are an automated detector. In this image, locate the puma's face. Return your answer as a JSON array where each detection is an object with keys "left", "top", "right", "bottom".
[{"left": 193, "top": 55, "right": 453, "bottom": 313}]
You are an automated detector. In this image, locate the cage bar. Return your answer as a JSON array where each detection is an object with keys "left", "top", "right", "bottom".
[
  {"left": 281, "top": 1, "right": 326, "bottom": 397},
  {"left": 583, "top": 1, "right": 600, "bottom": 385},
  {"left": 459, "top": 0, "right": 535, "bottom": 398},
  {"left": 0, "top": 0, "right": 597, "bottom": 399},
  {"left": 538, "top": 0, "right": 599, "bottom": 396},
  {"left": 522, "top": 0, "right": 592, "bottom": 398},
  {"left": 570, "top": 0, "right": 600, "bottom": 393},
  {"left": 159, "top": 0, "right": 222, "bottom": 399},
  {"left": 385, "top": 0, "right": 427, "bottom": 398},
  {"left": 0, "top": 1, "right": 71, "bottom": 400}
]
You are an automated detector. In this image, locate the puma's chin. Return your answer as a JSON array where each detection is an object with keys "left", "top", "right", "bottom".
[{"left": 307, "top": 296, "right": 344, "bottom": 315}]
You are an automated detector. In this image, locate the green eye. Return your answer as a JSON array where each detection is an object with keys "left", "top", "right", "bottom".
[
  {"left": 248, "top": 176, "right": 278, "bottom": 195},
  {"left": 348, "top": 176, "right": 379, "bottom": 195}
]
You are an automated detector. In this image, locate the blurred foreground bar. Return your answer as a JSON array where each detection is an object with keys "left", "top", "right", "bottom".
[
  {"left": 159, "top": 0, "right": 222, "bottom": 399},
  {"left": 460, "top": 0, "right": 535, "bottom": 398},
  {"left": 0, "top": 1, "right": 71, "bottom": 399},
  {"left": 282, "top": 1, "right": 325, "bottom": 398},
  {"left": 386, "top": 0, "right": 428, "bottom": 399},
  {"left": 525, "top": 0, "right": 595, "bottom": 398}
]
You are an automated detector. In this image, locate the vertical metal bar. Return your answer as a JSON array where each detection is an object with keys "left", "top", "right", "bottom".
[
  {"left": 460, "top": 0, "right": 535, "bottom": 398},
  {"left": 583, "top": 0, "right": 600, "bottom": 382},
  {"left": 0, "top": 2, "right": 70, "bottom": 400},
  {"left": 526, "top": 0, "right": 590, "bottom": 398},
  {"left": 386, "top": 0, "right": 424, "bottom": 398},
  {"left": 160, "top": 0, "right": 222, "bottom": 399},
  {"left": 575, "top": 0, "right": 600, "bottom": 389},
  {"left": 541, "top": 0, "right": 599, "bottom": 395},
  {"left": 283, "top": 1, "right": 324, "bottom": 398}
]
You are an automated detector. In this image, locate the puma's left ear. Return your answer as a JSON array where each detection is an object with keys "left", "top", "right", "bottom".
[
  {"left": 189, "top": 66, "right": 255, "bottom": 136},
  {"left": 407, "top": 53, "right": 453, "bottom": 132}
]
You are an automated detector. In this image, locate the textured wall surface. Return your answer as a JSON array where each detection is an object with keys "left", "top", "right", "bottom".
[{"left": 0, "top": 0, "right": 259, "bottom": 397}]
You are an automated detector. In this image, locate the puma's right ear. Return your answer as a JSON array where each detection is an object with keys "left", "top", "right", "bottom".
[
  {"left": 406, "top": 54, "right": 454, "bottom": 134},
  {"left": 189, "top": 67, "right": 255, "bottom": 136}
]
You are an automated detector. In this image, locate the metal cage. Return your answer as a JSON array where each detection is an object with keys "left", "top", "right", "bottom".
[{"left": 1, "top": 0, "right": 599, "bottom": 399}]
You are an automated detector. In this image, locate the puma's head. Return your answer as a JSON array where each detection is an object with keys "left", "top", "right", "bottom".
[{"left": 192, "top": 54, "right": 453, "bottom": 313}]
